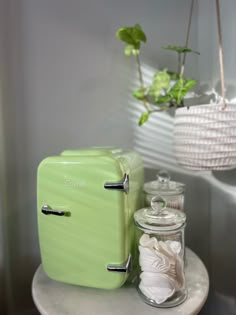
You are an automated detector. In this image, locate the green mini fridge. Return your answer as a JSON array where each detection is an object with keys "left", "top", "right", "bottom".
[{"left": 37, "top": 147, "right": 144, "bottom": 289}]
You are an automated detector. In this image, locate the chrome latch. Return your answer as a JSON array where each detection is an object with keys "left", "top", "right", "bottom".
[
  {"left": 41, "top": 205, "right": 70, "bottom": 217},
  {"left": 104, "top": 173, "right": 129, "bottom": 193},
  {"left": 107, "top": 254, "right": 132, "bottom": 273}
]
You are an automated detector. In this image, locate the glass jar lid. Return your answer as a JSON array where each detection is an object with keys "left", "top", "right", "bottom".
[
  {"left": 143, "top": 170, "right": 185, "bottom": 196},
  {"left": 134, "top": 196, "right": 186, "bottom": 232}
]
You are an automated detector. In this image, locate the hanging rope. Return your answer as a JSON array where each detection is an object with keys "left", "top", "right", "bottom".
[
  {"left": 180, "top": 0, "right": 195, "bottom": 77},
  {"left": 216, "top": 0, "right": 226, "bottom": 110},
  {"left": 181, "top": 0, "right": 226, "bottom": 110}
]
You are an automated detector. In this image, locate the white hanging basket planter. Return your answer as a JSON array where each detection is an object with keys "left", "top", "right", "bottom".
[
  {"left": 173, "top": 103, "right": 236, "bottom": 170},
  {"left": 172, "top": 0, "right": 236, "bottom": 171}
]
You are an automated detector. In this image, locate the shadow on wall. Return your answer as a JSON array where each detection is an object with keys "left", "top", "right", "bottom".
[{"left": 127, "top": 63, "right": 179, "bottom": 172}]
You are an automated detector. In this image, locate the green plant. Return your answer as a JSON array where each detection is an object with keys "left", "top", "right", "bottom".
[{"left": 116, "top": 24, "right": 199, "bottom": 125}]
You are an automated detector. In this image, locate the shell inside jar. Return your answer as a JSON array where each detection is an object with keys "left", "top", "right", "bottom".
[{"left": 138, "top": 233, "right": 184, "bottom": 304}]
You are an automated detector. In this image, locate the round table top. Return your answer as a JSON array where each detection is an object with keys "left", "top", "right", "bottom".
[{"left": 32, "top": 248, "right": 209, "bottom": 315}]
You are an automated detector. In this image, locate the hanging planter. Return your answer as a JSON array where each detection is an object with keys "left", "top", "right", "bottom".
[
  {"left": 174, "top": 103, "right": 236, "bottom": 170},
  {"left": 116, "top": 1, "right": 236, "bottom": 171},
  {"left": 173, "top": 0, "right": 236, "bottom": 170}
]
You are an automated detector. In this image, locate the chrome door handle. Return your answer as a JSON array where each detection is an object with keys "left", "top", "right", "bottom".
[
  {"left": 107, "top": 254, "right": 132, "bottom": 273},
  {"left": 104, "top": 173, "right": 129, "bottom": 193},
  {"left": 41, "top": 205, "right": 70, "bottom": 217}
]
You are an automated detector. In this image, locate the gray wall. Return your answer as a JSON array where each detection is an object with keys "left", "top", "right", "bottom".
[
  {"left": 1, "top": 0, "right": 236, "bottom": 314},
  {"left": 4, "top": 1, "right": 198, "bottom": 314},
  {"left": 198, "top": 0, "right": 236, "bottom": 99},
  {"left": 197, "top": 1, "right": 236, "bottom": 314}
]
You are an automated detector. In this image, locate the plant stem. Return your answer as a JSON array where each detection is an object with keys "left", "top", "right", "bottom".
[
  {"left": 177, "top": 53, "right": 181, "bottom": 74},
  {"left": 135, "top": 53, "right": 149, "bottom": 111},
  {"left": 148, "top": 109, "right": 162, "bottom": 114},
  {"left": 148, "top": 106, "right": 170, "bottom": 114}
]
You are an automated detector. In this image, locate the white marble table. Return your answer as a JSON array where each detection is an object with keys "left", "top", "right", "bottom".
[{"left": 32, "top": 248, "right": 209, "bottom": 315}]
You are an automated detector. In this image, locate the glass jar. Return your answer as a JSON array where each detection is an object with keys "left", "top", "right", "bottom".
[
  {"left": 143, "top": 170, "right": 185, "bottom": 211},
  {"left": 134, "top": 196, "right": 187, "bottom": 308}
]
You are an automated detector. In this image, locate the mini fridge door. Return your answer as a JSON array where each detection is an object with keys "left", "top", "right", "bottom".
[{"left": 37, "top": 152, "right": 132, "bottom": 289}]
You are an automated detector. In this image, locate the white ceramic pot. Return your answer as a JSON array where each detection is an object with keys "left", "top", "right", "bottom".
[{"left": 173, "top": 103, "right": 236, "bottom": 170}]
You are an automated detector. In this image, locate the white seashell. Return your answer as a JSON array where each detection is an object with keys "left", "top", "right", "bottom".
[
  {"left": 139, "top": 272, "right": 175, "bottom": 304},
  {"left": 156, "top": 241, "right": 176, "bottom": 263},
  {"left": 166, "top": 263, "right": 177, "bottom": 278},
  {"left": 140, "top": 271, "right": 175, "bottom": 287},
  {"left": 165, "top": 258, "right": 184, "bottom": 290},
  {"left": 139, "top": 284, "right": 175, "bottom": 304},
  {"left": 139, "top": 246, "right": 170, "bottom": 273},
  {"left": 138, "top": 235, "right": 184, "bottom": 302},
  {"left": 139, "top": 234, "right": 158, "bottom": 248},
  {"left": 165, "top": 240, "right": 181, "bottom": 255}
]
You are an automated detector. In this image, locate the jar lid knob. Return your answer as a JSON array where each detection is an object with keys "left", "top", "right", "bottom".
[
  {"left": 150, "top": 196, "right": 167, "bottom": 215},
  {"left": 157, "top": 170, "right": 170, "bottom": 188}
]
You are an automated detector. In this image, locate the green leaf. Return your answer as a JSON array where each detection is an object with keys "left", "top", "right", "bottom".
[
  {"left": 162, "top": 45, "right": 200, "bottom": 55},
  {"left": 168, "top": 78, "right": 184, "bottom": 104},
  {"left": 148, "top": 69, "right": 171, "bottom": 100},
  {"left": 155, "top": 94, "right": 173, "bottom": 104},
  {"left": 184, "top": 79, "right": 196, "bottom": 90},
  {"left": 168, "top": 78, "right": 196, "bottom": 105},
  {"left": 167, "top": 71, "right": 180, "bottom": 80},
  {"left": 138, "top": 112, "right": 150, "bottom": 126},
  {"left": 116, "top": 28, "right": 136, "bottom": 46},
  {"left": 116, "top": 24, "right": 146, "bottom": 50},
  {"left": 178, "top": 79, "right": 196, "bottom": 105},
  {"left": 148, "top": 85, "right": 161, "bottom": 99},
  {"left": 132, "top": 24, "right": 147, "bottom": 43},
  {"left": 152, "top": 69, "right": 171, "bottom": 90},
  {"left": 170, "top": 77, "right": 184, "bottom": 92},
  {"left": 133, "top": 88, "right": 146, "bottom": 100}
]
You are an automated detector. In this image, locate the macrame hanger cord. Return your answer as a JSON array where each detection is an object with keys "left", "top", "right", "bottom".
[
  {"left": 181, "top": 0, "right": 226, "bottom": 110},
  {"left": 180, "top": 0, "right": 195, "bottom": 77},
  {"left": 216, "top": 0, "right": 226, "bottom": 110}
]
